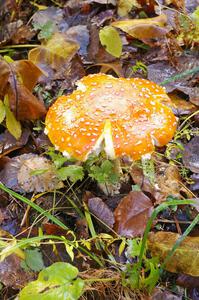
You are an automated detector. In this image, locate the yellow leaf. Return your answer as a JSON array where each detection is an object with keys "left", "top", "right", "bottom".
[
  {"left": 99, "top": 26, "right": 122, "bottom": 58},
  {"left": 112, "top": 14, "right": 167, "bottom": 41},
  {"left": 0, "top": 100, "right": 6, "bottom": 123},
  {"left": 28, "top": 32, "right": 79, "bottom": 71},
  {"left": 5, "top": 99, "right": 22, "bottom": 140},
  {"left": 148, "top": 231, "right": 199, "bottom": 276}
]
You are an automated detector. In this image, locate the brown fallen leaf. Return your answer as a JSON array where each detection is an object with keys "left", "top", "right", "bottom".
[
  {"left": 0, "top": 253, "right": 34, "bottom": 289},
  {"left": 182, "top": 136, "right": 199, "bottom": 173},
  {"left": 156, "top": 164, "right": 182, "bottom": 202},
  {"left": 88, "top": 197, "right": 115, "bottom": 230},
  {"left": 148, "top": 231, "right": 199, "bottom": 276},
  {"left": 0, "top": 153, "right": 63, "bottom": 193},
  {"left": 112, "top": 14, "right": 168, "bottom": 45},
  {"left": 0, "top": 129, "right": 30, "bottom": 158},
  {"left": 177, "top": 273, "right": 199, "bottom": 288},
  {"left": 114, "top": 191, "right": 153, "bottom": 237},
  {"left": 168, "top": 92, "right": 198, "bottom": 116},
  {"left": 147, "top": 55, "right": 199, "bottom": 106},
  {"left": 151, "top": 288, "right": 183, "bottom": 300},
  {"left": 0, "top": 57, "right": 46, "bottom": 120},
  {"left": 130, "top": 163, "right": 183, "bottom": 203}
]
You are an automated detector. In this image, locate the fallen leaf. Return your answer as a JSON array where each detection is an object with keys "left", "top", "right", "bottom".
[
  {"left": 7, "top": 83, "right": 46, "bottom": 121},
  {"left": 0, "top": 57, "right": 46, "bottom": 121},
  {"left": 0, "top": 129, "right": 30, "bottom": 158},
  {"left": 114, "top": 191, "right": 153, "bottom": 237},
  {"left": 147, "top": 55, "right": 199, "bottom": 105},
  {"left": 88, "top": 197, "right": 115, "bottom": 230},
  {"left": 156, "top": 164, "right": 182, "bottom": 201},
  {"left": 148, "top": 231, "right": 199, "bottom": 276},
  {"left": 28, "top": 32, "right": 79, "bottom": 76},
  {"left": 151, "top": 288, "right": 183, "bottom": 300},
  {"left": 112, "top": 14, "right": 168, "bottom": 44},
  {"left": 5, "top": 101, "right": 22, "bottom": 139},
  {"left": 32, "top": 6, "right": 65, "bottom": 36},
  {"left": 0, "top": 154, "right": 63, "bottom": 193},
  {"left": 0, "top": 254, "right": 34, "bottom": 289},
  {"left": 66, "top": 25, "right": 89, "bottom": 57},
  {"left": 190, "top": 173, "right": 199, "bottom": 192},
  {"left": 0, "top": 99, "right": 6, "bottom": 123},
  {"left": 182, "top": 136, "right": 199, "bottom": 173},
  {"left": 177, "top": 273, "right": 199, "bottom": 288},
  {"left": 99, "top": 26, "right": 123, "bottom": 58},
  {"left": 168, "top": 92, "right": 198, "bottom": 116}
]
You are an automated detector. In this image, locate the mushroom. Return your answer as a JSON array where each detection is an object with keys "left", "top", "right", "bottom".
[{"left": 45, "top": 73, "right": 177, "bottom": 162}]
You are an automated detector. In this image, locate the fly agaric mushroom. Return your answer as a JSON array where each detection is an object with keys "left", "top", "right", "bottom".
[{"left": 45, "top": 74, "right": 177, "bottom": 161}]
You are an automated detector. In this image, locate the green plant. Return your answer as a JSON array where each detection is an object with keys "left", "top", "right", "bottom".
[
  {"left": 131, "top": 60, "right": 147, "bottom": 76},
  {"left": 122, "top": 238, "right": 160, "bottom": 293},
  {"left": 19, "top": 262, "right": 85, "bottom": 300},
  {"left": 48, "top": 148, "right": 120, "bottom": 185},
  {"left": 33, "top": 20, "right": 54, "bottom": 40}
]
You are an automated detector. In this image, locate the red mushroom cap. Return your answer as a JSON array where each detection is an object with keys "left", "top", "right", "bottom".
[{"left": 45, "top": 74, "right": 177, "bottom": 161}]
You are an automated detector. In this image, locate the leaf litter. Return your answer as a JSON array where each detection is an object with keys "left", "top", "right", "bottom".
[{"left": 0, "top": 0, "right": 199, "bottom": 299}]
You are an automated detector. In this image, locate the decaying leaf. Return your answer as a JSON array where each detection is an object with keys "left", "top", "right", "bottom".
[
  {"left": 114, "top": 191, "right": 153, "bottom": 237},
  {"left": 0, "top": 57, "right": 46, "bottom": 120},
  {"left": 0, "top": 254, "right": 34, "bottom": 289},
  {"left": 156, "top": 164, "right": 182, "bottom": 201},
  {"left": 131, "top": 163, "right": 183, "bottom": 203},
  {"left": 0, "top": 154, "right": 63, "bottom": 193},
  {"left": 183, "top": 136, "right": 199, "bottom": 173},
  {"left": 88, "top": 197, "right": 115, "bottom": 230},
  {"left": 28, "top": 32, "right": 79, "bottom": 76},
  {"left": 148, "top": 231, "right": 199, "bottom": 276},
  {"left": 0, "top": 129, "right": 30, "bottom": 158},
  {"left": 147, "top": 55, "right": 199, "bottom": 105},
  {"left": 168, "top": 92, "right": 198, "bottom": 116},
  {"left": 112, "top": 14, "right": 168, "bottom": 44}
]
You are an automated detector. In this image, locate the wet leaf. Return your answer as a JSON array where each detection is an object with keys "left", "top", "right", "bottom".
[
  {"left": 88, "top": 197, "right": 115, "bottom": 230},
  {"left": 112, "top": 14, "right": 168, "bottom": 43},
  {"left": 148, "top": 231, "right": 199, "bottom": 276},
  {"left": 99, "top": 26, "right": 122, "bottom": 58},
  {"left": 0, "top": 57, "right": 46, "bottom": 121},
  {"left": 0, "top": 129, "right": 30, "bottom": 158},
  {"left": 7, "top": 83, "right": 46, "bottom": 121},
  {"left": 114, "top": 191, "right": 153, "bottom": 237},
  {"left": 19, "top": 262, "right": 84, "bottom": 300},
  {"left": 28, "top": 33, "right": 79, "bottom": 74},
  {"left": 183, "top": 136, "right": 199, "bottom": 173}
]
